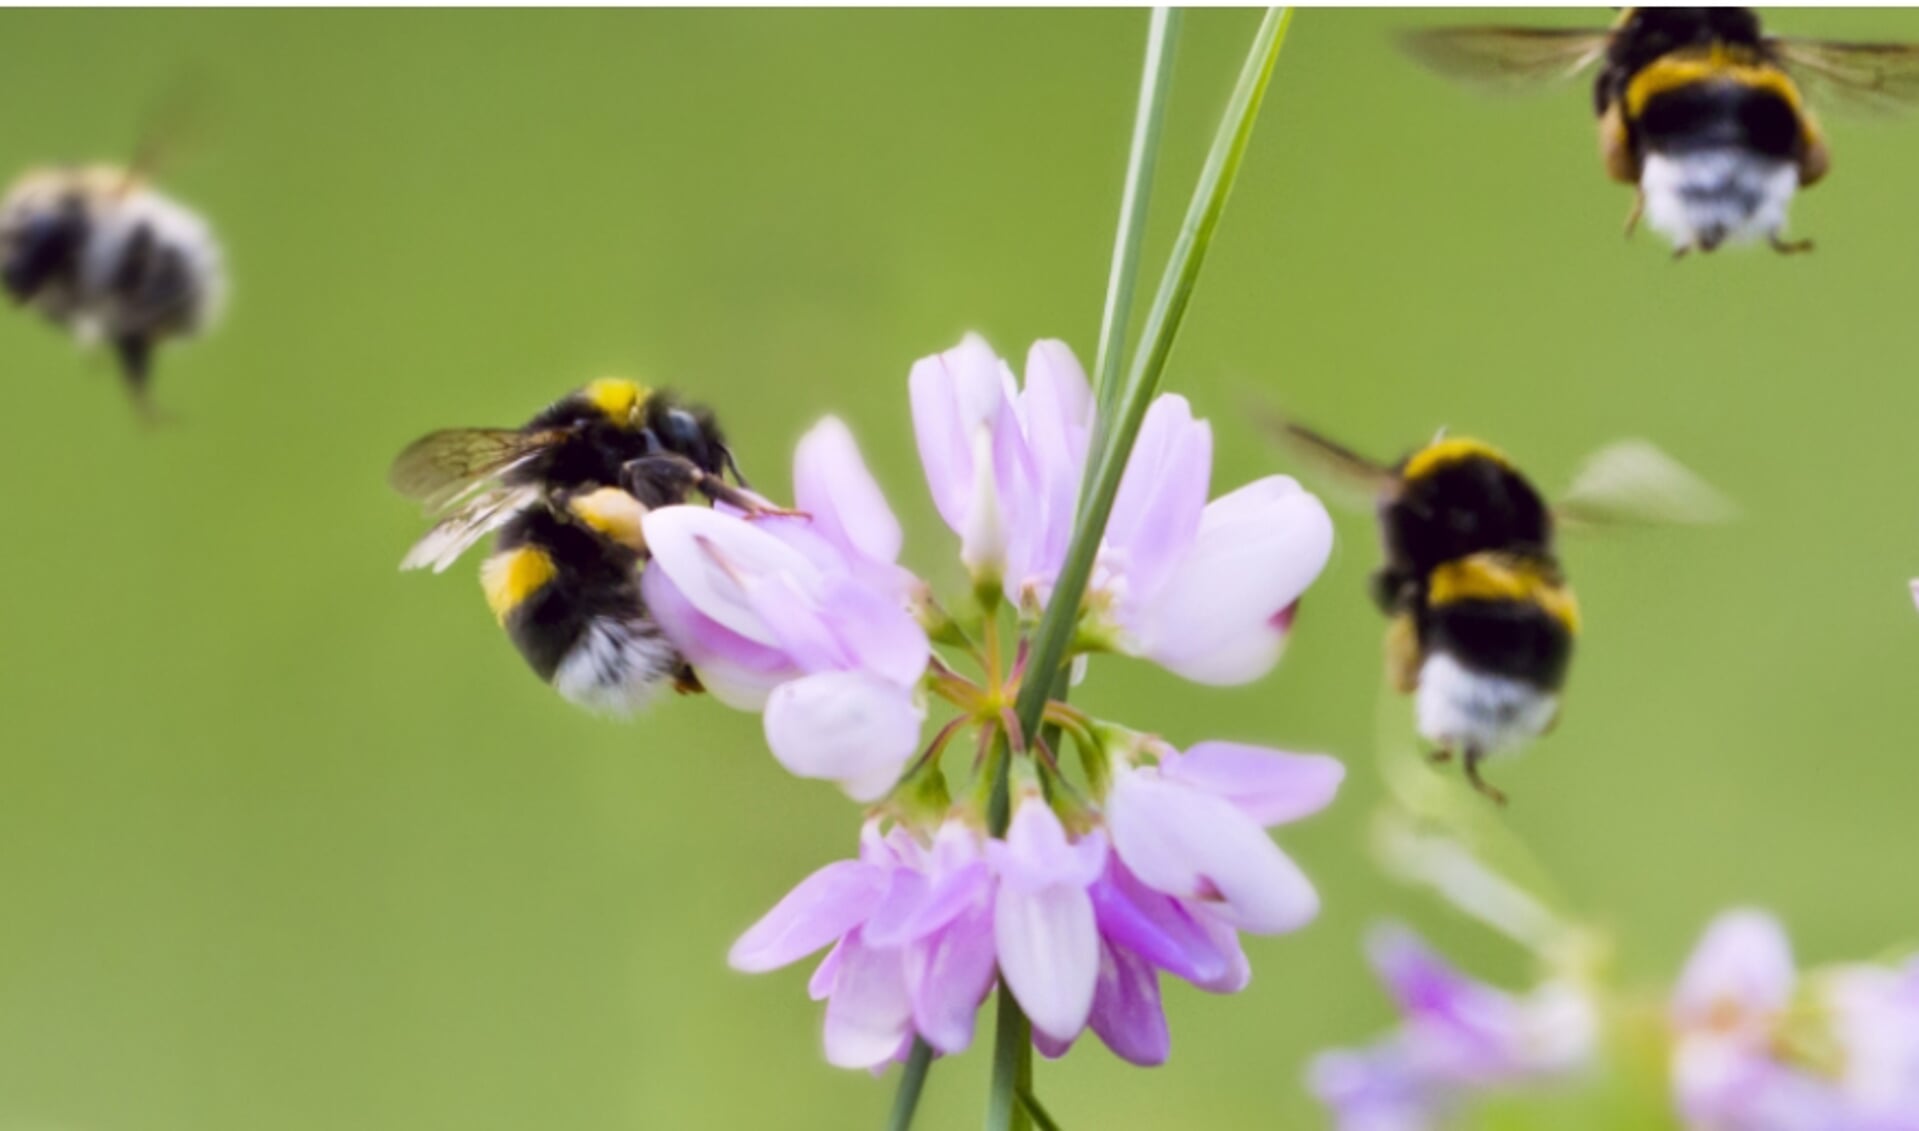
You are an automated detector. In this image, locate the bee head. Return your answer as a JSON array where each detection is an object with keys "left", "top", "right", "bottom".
[
  {"left": 1, "top": 204, "right": 85, "bottom": 304},
  {"left": 651, "top": 402, "right": 734, "bottom": 479}
]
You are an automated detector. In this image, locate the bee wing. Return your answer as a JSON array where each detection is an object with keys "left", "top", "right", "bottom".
[
  {"left": 120, "top": 73, "right": 218, "bottom": 195},
  {"left": 388, "top": 427, "right": 562, "bottom": 511},
  {"left": 400, "top": 483, "right": 544, "bottom": 573},
  {"left": 390, "top": 427, "right": 568, "bottom": 572},
  {"left": 1769, "top": 37, "right": 1919, "bottom": 116},
  {"left": 1555, "top": 440, "right": 1736, "bottom": 531},
  {"left": 1256, "top": 409, "right": 1398, "bottom": 513},
  {"left": 1401, "top": 26, "right": 1612, "bottom": 91}
]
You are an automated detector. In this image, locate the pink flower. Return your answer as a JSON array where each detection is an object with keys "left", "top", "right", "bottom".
[
  {"left": 643, "top": 418, "right": 930, "bottom": 801},
  {"left": 729, "top": 742, "right": 1342, "bottom": 1072},
  {"left": 987, "top": 792, "right": 1107, "bottom": 1043},
  {"left": 908, "top": 335, "right": 1333, "bottom": 684},
  {"left": 1035, "top": 741, "right": 1343, "bottom": 1066},
  {"left": 731, "top": 818, "right": 997, "bottom": 1067}
]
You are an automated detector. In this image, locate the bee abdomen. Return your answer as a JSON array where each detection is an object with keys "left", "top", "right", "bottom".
[
  {"left": 545, "top": 616, "right": 680, "bottom": 714},
  {"left": 1635, "top": 77, "right": 1803, "bottom": 161},
  {"left": 483, "top": 511, "right": 681, "bottom": 715},
  {"left": 1422, "top": 599, "right": 1575, "bottom": 693},
  {"left": 1415, "top": 651, "right": 1561, "bottom": 761}
]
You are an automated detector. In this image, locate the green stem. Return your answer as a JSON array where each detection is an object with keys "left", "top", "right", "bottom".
[
  {"left": 987, "top": 983, "right": 1034, "bottom": 1131},
  {"left": 984, "top": 12, "right": 1292, "bottom": 1131},
  {"left": 1017, "top": 4, "right": 1294, "bottom": 760},
  {"left": 1080, "top": 6, "right": 1294, "bottom": 510},
  {"left": 1093, "top": 6, "right": 1182, "bottom": 420},
  {"left": 1017, "top": 1087, "right": 1065, "bottom": 1131},
  {"left": 887, "top": 1040, "right": 934, "bottom": 1131}
]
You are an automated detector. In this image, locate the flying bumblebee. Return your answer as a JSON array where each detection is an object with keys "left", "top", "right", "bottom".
[
  {"left": 390, "top": 378, "right": 775, "bottom": 714},
  {"left": 2, "top": 106, "right": 227, "bottom": 415},
  {"left": 1406, "top": 8, "right": 1919, "bottom": 256},
  {"left": 1272, "top": 422, "right": 1729, "bottom": 803}
]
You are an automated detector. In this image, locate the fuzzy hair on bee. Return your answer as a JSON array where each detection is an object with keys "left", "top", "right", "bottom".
[
  {"left": 1270, "top": 416, "right": 1725, "bottom": 805},
  {"left": 479, "top": 494, "right": 684, "bottom": 715},
  {"left": 390, "top": 378, "right": 779, "bottom": 714},
  {"left": 0, "top": 165, "right": 227, "bottom": 410},
  {"left": 1406, "top": 7, "right": 1919, "bottom": 257}
]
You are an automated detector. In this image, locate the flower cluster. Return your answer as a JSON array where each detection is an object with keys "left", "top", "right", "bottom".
[
  {"left": 730, "top": 741, "right": 1341, "bottom": 1068},
  {"left": 910, "top": 334, "right": 1328, "bottom": 683},
  {"left": 1307, "top": 907, "right": 1919, "bottom": 1131},
  {"left": 640, "top": 335, "right": 1341, "bottom": 1066},
  {"left": 1672, "top": 910, "right": 1919, "bottom": 1131},
  {"left": 1307, "top": 925, "right": 1599, "bottom": 1129}
]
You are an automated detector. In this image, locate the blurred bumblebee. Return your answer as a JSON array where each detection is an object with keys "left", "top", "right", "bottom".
[
  {"left": 1, "top": 104, "right": 227, "bottom": 414},
  {"left": 1273, "top": 422, "right": 1730, "bottom": 803},
  {"left": 1406, "top": 7, "right": 1919, "bottom": 256},
  {"left": 390, "top": 378, "right": 773, "bottom": 714}
]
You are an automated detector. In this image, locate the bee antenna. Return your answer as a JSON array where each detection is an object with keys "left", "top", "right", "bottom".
[{"left": 720, "top": 445, "right": 751, "bottom": 488}]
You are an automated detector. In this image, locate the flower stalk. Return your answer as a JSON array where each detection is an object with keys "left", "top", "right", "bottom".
[
  {"left": 988, "top": 8, "right": 1293, "bottom": 1131},
  {"left": 1093, "top": 6, "right": 1183, "bottom": 425},
  {"left": 1014, "top": 3, "right": 1293, "bottom": 752}
]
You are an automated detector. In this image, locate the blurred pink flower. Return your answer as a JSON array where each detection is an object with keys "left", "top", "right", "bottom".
[
  {"left": 908, "top": 334, "right": 1334, "bottom": 684},
  {"left": 1307, "top": 926, "right": 1597, "bottom": 1130},
  {"left": 1671, "top": 910, "right": 1919, "bottom": 1131},
  {"left": 643, "top": 417, "right": 929, "bottom": 801}
]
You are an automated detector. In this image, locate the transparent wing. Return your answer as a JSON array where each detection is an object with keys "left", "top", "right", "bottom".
[
  {"left": 1402, "top": 26, "right": 1612, "bottom": 91},
  {"left": 1556, "top": 440, "right": 1736, "bottom": 530},
  {"left": 388, "top": 427, "right": 558, "bottom": 511},
  {"left": 120, "top": 72, "right": 218, "bottom": 194},
  {"left": 390, "top": 427, "right": 564, "bottom": 572},
  {"left": 399, "top": 483, "right": 543, "bottom": 573},
  {"left": 1770, "top": 37, "right": 1919, "bottom": 116},
  {"left": 1256, "top": 409, "right": 1398, "bottom": 514}
]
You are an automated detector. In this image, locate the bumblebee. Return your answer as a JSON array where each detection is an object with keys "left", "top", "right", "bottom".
[
  {"left": 391, "top": 378, "right": 771, "bottom": 713},
  {"left": 1407, "top": 8, "right": 1919, "bottom": 256},
  {"left": 0, "top": 164, "right": 225, "bottom": 413},
  {"left": 1275, "top": 424, "right": 1727, "bottom": 803}
]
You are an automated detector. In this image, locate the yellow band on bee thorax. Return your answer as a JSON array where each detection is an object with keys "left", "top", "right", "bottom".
[{"left": 1401, "top": 438, "right": 1510, "bottom": 483}]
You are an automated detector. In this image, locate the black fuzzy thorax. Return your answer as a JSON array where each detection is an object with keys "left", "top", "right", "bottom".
[
  {"left": 508, "top": 389, "right": 734, "bottom": 497},
  {"left": 493, "top": 506, "right": 647, "bottom": 682},
  {"left": 1371, "top": 454, "right": 1555, "bottom": 615}
]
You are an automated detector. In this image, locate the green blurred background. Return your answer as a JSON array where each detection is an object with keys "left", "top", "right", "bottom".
[{"left": 3, "top": 8, "right": 1919, "bottom": 1129}]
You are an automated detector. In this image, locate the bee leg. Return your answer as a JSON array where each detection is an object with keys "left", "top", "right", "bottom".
[
  {"left": 111, "top": 333, "right": 164, "bottom": 423},
  {"left": 1426, "top": 745, "right": 1453, "bottom": 766},
  {"left": 672, "top": 663, "right": 704, "bottom": 696},
  {"left": 1671, "top": 243, "right": 1694, "bottom": 262},
  {"left": 1463, "top": 747, "right": 1508, "bottom": 807},
  {"left": 621, "top": 454, "right": 804, "bottom": 518},
  {"left": 620, "top": 454, "right": 704, "bottom": 508},
  {"left": 1622, "top": 190, "right": 1643, "bottom": 239},
  {"left": 1769, "top": 235, "right": 1815, "bottom": 256}
]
